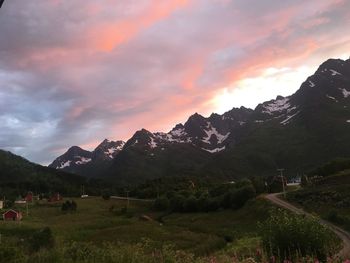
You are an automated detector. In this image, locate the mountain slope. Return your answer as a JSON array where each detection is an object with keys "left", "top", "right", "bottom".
[
  {"left": 50, "top": 58, "right": 350, "bottom": 184},
  {"left": 205, "top": 58, "right": 350, "bottom": 178},
  {"left": 0, "top": 149, "right": 85, "bottom": 197}
]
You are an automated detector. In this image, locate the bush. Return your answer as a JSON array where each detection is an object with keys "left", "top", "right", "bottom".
[
  {"left": 61, "top": 200, "right": 77, "bottom": 212},
  {"left": 258, "top": 209, "right": 341, "bottom": 260},
  {"left": 28, "top": 227, "right": 55, "bottom": 252},
  {"left": 207, "top": 197, "right": 221, "bottom": 212},
  {"left": 231, "top": 185, "right": 256, "bottom": 209},
  {"left": 183, "top": 196, "right": 198, "bottom": 212},
  {"left": 153, "top": 196, "right": 170, "bottom": 211},
  {"left": 327, "top": 210, "right": 345, "bottom": 224},
  {"left": 170, "top": 194, "right": 186, "bottom": 212}
]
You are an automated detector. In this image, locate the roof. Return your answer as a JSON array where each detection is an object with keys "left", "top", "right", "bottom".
[{"left": 3, "top": 209, "right": 21, "bottom": 215}]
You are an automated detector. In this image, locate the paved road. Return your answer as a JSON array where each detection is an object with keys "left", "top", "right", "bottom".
[
  {"left": 110, "top": 196, "right": 155, "bottom": 202},
  {"left": 265, "top": 193, "right": 350, "bottom": 259}
]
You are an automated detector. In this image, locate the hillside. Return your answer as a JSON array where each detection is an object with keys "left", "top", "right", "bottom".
[
  {"left": 0, "top": 149, "right": 86, "bottom": 198},
  {"left": 50, "top": 58, "right": 350, "bottom": 184},
  {"left": 287, "top": 161, "right": 350, "bottom": 232}
]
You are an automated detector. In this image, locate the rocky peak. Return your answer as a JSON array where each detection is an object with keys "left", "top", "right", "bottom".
[{"left": 93, "top": 139, "right": 125, "bottom": 160}]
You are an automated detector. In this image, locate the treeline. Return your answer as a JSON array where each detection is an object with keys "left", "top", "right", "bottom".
[
  {"left": 153, "top": 179, "right": 260, "bottom": 213},
  {"left": 129, "top": 175, "right": 267, "bottom": 200}
]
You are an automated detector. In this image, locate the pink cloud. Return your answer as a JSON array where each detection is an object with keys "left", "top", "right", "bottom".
[{"left": 1, "top": 0, "right": 350, "bottom": 163}]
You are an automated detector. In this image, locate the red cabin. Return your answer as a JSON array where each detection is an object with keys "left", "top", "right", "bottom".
[
  {"left": 3, "top": 209, "right": 22, "bottom": 221},
  {"left": 49, "top": 193, "right": 62, "bottom": 202},
  {"left": 25, "top": 191, "right": 33, "bottom": 202}
]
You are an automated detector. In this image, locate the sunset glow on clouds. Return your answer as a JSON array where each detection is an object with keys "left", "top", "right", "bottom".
[{"left": 0, "top": 0, "right": 349, "bottom": 164}]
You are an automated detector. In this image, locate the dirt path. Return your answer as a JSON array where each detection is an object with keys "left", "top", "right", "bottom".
[{"left": 265, "top": 193, "right": 350, "bottom": 259}]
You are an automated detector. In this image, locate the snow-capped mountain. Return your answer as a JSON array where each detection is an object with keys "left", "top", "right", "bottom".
[
  {"left": 49, "top": 146, "right": 93, "bottom": 171},
  {"left": 49, "top": 139, "right": 125, "bottom": 176},
  {"left": 50, "top": 58, "right": 350, "bottom": 183}
]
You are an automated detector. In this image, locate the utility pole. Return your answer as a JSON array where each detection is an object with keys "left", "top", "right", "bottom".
[{"left": 277, "top": 168, "right": 286, "bottom": 198}]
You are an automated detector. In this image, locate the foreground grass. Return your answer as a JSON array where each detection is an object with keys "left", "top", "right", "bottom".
[
  {"left": 0, "top": 197, "right": 271, "bottom": 257},
  {"left": 0, "top": 196, "right": 346, "bottom": 262}
]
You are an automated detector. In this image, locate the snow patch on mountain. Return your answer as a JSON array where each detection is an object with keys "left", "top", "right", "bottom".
[
  {"left": 202, "top": 122, "right": 230, "bottom": 144},
  {"left": 262, "top": 97, "right": 291, "bottom": 115},
  {"left": 149, "top": 137, "right": 157, "bottom": 148},
  {"left": 330, "top": 69, "right": 342, "bottom": 76},
  {"left": 222, "top": 115, "right": 234, "bottom": 121},
  {"left": 341, "top": 88, "right": 350, "bottom": 98},
  {"left": 170, "top": 127, "right": 187, "bottom": 137},
  {"left": 58, "top": 160, "right": 71, "bottom": 169},
  {"left": 75, "top": 157, "right": 92, "bottom": 165},
  {"left": 104, "top": 142, "right": 125, "bottom": 158},
  {"left": 155, "top": 129, "right": 191, "bottom": 144},
  {"left": 280, "top": 111, "right": 300, "bottom": 125},
  {"left": 202, "top": 146, "right": 226, "bottom": 153},
  {"left": 326, "top": 94, "right": 338, "bottom": 102},
  {"left": 287, "top": 106, "right": 298, "bottom": 113},
  {"left": 309, "top": 80, "right": 315, "bottom": 87}
]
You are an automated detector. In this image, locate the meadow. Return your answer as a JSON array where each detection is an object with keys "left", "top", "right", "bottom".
[{"left": 0, "top": 196, "right": 272, "bottom": 258}]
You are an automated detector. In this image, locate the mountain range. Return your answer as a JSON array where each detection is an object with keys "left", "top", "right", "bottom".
[{"left": 49, "top": 58, "right": 350, "bottom": 184}]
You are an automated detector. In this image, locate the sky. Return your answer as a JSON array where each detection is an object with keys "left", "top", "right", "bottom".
[{"left": 0, "top": 0, "right": 349, "bottom": 165}]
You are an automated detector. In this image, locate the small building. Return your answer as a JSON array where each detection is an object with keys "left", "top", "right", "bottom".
[
  {"left": 49, "top": 193, "right": 63, "bottom": 202},
  {"left": 3, "top": 209, "right": 23, "bottom": 221}
]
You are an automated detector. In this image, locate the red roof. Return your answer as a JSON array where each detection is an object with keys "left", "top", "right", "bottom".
[{"left": 3, "top": 209, "right": 22, "bottom": 221}]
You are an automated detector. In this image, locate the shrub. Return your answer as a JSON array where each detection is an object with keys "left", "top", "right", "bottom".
[
  {"left": 258, "top": 209, "right": 341, "bottom": 260},
  {"left": 231, "top": 185, "right": 256, "bottom": 209},
  {"left": 61, "top": 200, "right": 78, "bottom": 212},
  {"left": 207, "top": 197, "right": 221, "bottom": 212},
  {"left": 183, "top": 195, "right": 198, "bottom": 212},
  {"left": 153, "top": 196, "right": 170, "bottom": 211},
  {"left": 327, "top": 210, "right": 345, "bottom": 224},
  {"left": 28, "top": 227, "right": 55, "bottom": 252},
  {"left": 170, "top": 194, "right": 186, "bottom": 212}
]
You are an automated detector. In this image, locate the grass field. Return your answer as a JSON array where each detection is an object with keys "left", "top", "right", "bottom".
[{"left": 0, "top": 196, "right": 272, "bottom": 256}]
